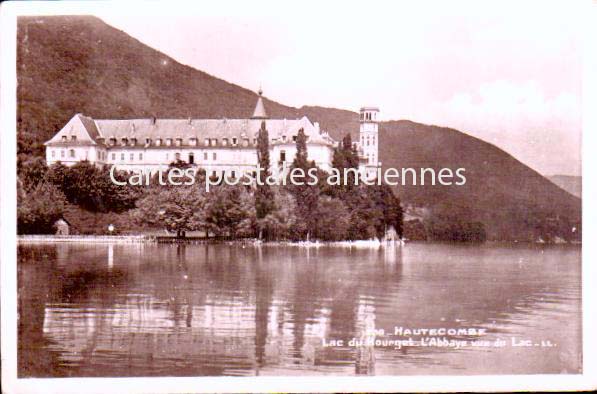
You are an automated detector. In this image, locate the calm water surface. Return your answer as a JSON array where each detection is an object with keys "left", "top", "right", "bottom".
[{"left": 18, "top": 242, "right": 581, "bottom": 377}]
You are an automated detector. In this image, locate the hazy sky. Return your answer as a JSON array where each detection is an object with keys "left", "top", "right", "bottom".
[{"left": 95, "top": 0, "right": 583, "bottom": 176}]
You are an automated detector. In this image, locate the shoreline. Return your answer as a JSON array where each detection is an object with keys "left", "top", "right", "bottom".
[
  {"left": 16, "top": 234, "right": 403, "bottom": 247},
  {"left": 16, "top": 235, "right": 580, "bottom": 246}
]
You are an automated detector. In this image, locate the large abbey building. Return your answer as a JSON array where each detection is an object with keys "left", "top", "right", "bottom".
[{"left": 45, "top": 90, "right": 380, "bottom": 179}]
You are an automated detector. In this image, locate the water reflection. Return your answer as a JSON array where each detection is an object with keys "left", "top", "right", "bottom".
[{"left": 17, "top": 242, "right": 581, "bottom": 377}]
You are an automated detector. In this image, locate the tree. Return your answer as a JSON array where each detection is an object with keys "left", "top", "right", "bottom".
[
  {"left": 18, "top": 156, "right": 48, "bottom": 192},
  {"left": 45, "top": 161, "right": 141, "bottom": 213},
  {"left": 255, "top": 121, "right": 275, "bottom": 236},
  {"left": 257, "top": 188, "right": 302, "bottom": 240},
  {"left": 18, "top": 181, "right": 67, "bottom": 234},
  {"left": 328, "top": 134, "right": 361, "bottom": 197},
  {"left": 325, "top": 134, "right": 404, "bottom": 240},
  {"left": 204, "top": 184, "right": 256, "bottom": 238},
  {"left": 311, "top": 196, "right": 350, "bottom": 241},
  {"left": 344, "top": 186, "right": 383, "bottom": 240},
  {"left": 134, "top": 185, "right": 207, "bottom": 237},
  {"left": 287, "top": 128, "right": 320, "bottom": 241},
  {"left": 368, "top": 183, "right": 404, "bottom": 239}
]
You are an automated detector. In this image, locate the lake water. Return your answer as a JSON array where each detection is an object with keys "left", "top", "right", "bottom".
[{"left": 18, "top": 242, "right": 581, "bottom": 377}]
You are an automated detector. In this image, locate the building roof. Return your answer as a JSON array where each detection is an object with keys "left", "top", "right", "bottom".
[
  {"left": 95, "top": 117, "right": 333, "bottom": 145},
  {"left": 46, "top": 116, "right": 335, "bottom": 147},
  {"left": 45, "top": 91, "right": 336, "bottom": 148},
  {"left": 251, "top": 88, "right": 268, "bottom": 119},
  {"left": 360, "top": 106, "right": 380, "bottom": 112},
  {"left": 44, "top": 113, "right": 100, "bottom": 146}
]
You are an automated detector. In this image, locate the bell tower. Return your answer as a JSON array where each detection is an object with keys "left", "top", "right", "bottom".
[
  {"left": 359, "top": 106, "right": 380, "bottom": 176},
  {"left": 251, "top": 87, "right": 268, "bottom": 120}
]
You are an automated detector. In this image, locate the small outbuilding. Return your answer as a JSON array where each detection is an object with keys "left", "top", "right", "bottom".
[
  {"left": 54, "top": 218, "right": 70, "bottom": 235},
  {"left": 384, "top": 225, "right": 399, "bottom": 242}
]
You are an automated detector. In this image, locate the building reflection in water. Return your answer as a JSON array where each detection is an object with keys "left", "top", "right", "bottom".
[{"left": 19, "top": 242, "right": 581, "bottom": 377}]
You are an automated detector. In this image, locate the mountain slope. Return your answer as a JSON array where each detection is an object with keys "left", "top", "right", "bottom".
[
  {"left": 548, "top": 175, "right": 582, "bottom": 198},
  {"left": 17, "top": 16, "right": 356, "bottom": 154},
  {"left": 17, "top": 15, "right": 581, "bottom": 241},
  {"left": 379, "top": 121, "right": 580, "bottom": 240}
]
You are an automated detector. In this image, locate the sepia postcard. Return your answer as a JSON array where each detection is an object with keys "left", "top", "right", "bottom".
[{"left": 1, "top": 0, "right": 597, "bottom": 392}]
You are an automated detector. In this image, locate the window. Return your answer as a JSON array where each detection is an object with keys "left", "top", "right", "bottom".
[
  {"left": 145, "top": 138, "right": 151, "bottom": 145},
  {"left": 253, "top": 138, "right": 257, "bottom": 145},
  {"left": 189, "top": 153, "right": 194, "bottom": 164},
  {"left": 232, "top": 137, "right": 238, "bottom": 146},
  {"left": 61, "top": 136, "right": 67, "bottom": 142},
  {"left": 166, "top": 138, "right": 172, "bottom": 146},
  {"left": 51, "top": 150, "right": 55, "bottom": 158},
  {"left": 69, "top": 149, "right": 75, "bottom": 158},
  {"left": 61, "top": 150, "right": 65, "bottom": 158},
  {"left": 166, "top": 153, "right": 169, "bottom": 161},
  {"left": 175, "top": 138, "right": 182, "bottom": 147},
  {"left": 155, "top": 138, "right": 162, "bottom": 146},
  {"left": 121, "top": 138, "right": 128, "bottom": 145},
  {"left": 282, "top": 135, "right": 287, "bottom": 142},
  {"left": 190, "top": 138, "right": 197, "bottom": 146},
  {"left": 204, "top": 138, "right": 209, "bottom": 146},
  {"left": 121, "top": 153, "right": 125, "bottom": 161},
  {"left": 292, "top": 136, "right": 297, "bottom": 142},
  {"left": 204, "top": 152, "right": 208, "bottom": 160},
  {"left": 231, "top": 170, "right": 236, "bottom": 178},
  {"left": 212, "top": 138, "right": 218, "bottom": 146},
  {"left": 130, "top": 153, "right": 134, "bottom": 161},
  {"left": 71, "top": 135, "right": 77, "bottom": 142},
  {"left": 175, "top": 152, "right": 181, "bottom": 161},
  {"left": 222, "top": 138, "right": 228, "bottom": 146},
  {"left": 112, "top": 153, "right": 116, "bottom": 160},
  {"left": 139, "top": 153, "right": 143, "bottom": 161},
  {"left": 280, "top": 150, "right": 286, "bottom": 162},
  {"left": 212, "top": 152, "right": 217, "bottom": 160}
]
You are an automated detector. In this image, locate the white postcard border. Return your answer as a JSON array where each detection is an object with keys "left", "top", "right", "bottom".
[{"left": 1, "top": 1, "right": 596, "bottom": 392}]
